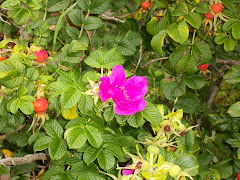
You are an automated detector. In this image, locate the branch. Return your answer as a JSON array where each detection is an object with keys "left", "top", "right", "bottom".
[
  {"left": 133, "top": 41, "right": 142, "bottom": 73},
  {"left": 100, "top": 14, "right": 125, "bottom": 23},
  {"left": 0, "top": 153, "right": 48, "bottom": 166},
  {"left": 0, "top": 124, "right": 26, "bottom": 140},
  {"left": 216, "top": 59, "right": 240, "bottom": 66},
  {"left": 207, "top": 86, "right": 219, "bottom": 112},
  {"left": 141, "top": 57, "right": 169, "bottom": 68}
]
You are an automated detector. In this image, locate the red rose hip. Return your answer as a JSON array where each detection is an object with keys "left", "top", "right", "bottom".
[
  {"left": 211, "top": 3, "right": 223, "bottom": 13},
  {"left": 34, "top": 49, "right": 48, "bottom": 63},
  {"left": 141, "top": 1, "right": 151, "bottom": 10},
  {"left": 199, "top": 63, "right": 209, "bottom": 72},
  {"left": 32, "top": 97, "right": 48, "bottom": 114},
  {"left": 204, "top": 11, "right": 214, "bottom": 20}
]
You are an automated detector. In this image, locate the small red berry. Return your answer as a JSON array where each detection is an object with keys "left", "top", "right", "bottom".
[
  {"left": 199, "top": 63, "right": 209, "bottom": 72},
  {"left": 211, "top": 3, "right": 223, "bottom": 13},
  {"left": 238, "top": 172, "right": 240, "bottom": 180},
  {"left": 32, "top": 97, "right": 48, "bottom": 114},
  {"left": 34, "top": 50, "right": 48, "bottom": 63},
  {"left": 204, "top": 11, "right": 214, "bottom": 20},
  {"left": 141, "top": 1, "right": 151, "bottom": 10}
]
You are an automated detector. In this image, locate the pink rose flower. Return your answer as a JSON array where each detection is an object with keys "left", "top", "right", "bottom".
[
  {"left": 122, "top": 164, "right": 135, "bottom": 175},
  {"left": 99, "top": 65, "right": 147, "bottom": 115}
]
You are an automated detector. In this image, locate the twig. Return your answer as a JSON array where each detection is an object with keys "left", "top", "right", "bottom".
[
  {"left": 0, "top": 14, "right": 10, "bottom": 25},
  {"left": 100, "top": 14, "right": 125, "bottom": 23},
  {"left": 0, "top": 124, "right": 26, "bottom": 140},
  {"left": 0, "top": 49, "right": 13, "bottom": 54},
  {"left": 141, "top": 57, "right": 169, "bottom": 68},
  {"left": 0, "top": 153, "right": 48, "bottom": 166},
  {"left": 207, "top": 86, "right": 219, "bottom": 112},
  {"left": 216, "top": 59, "right": 240, "bottom": 66},
  {"left": 133, "top": 41, "right": 142, "bottom": 73}
]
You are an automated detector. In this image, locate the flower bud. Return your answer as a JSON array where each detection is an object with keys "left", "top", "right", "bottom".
[
  {"left": 169, "top": 165, "right": 181, "bottom": 177},
  {"left": 147, "top": 145, "right": 160, "bottom": 155}
]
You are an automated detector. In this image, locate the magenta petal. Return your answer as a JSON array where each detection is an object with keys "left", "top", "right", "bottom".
[
  {"left": 114, "top": 99, "right": 146, "bottom": 116},
  {"left": 124, "top": 76, "right": 148, "bottom": 101},
  {"left": 99, "top": 76, "right": 111, "bottom": 102},
  {"left": 122, "top": 164, "right": 135, "bottom": 176},
  {"left": 110, "top": 65, "right": 126, "bottom": 87}
]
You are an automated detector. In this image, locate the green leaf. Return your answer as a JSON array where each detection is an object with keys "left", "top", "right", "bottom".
[
  {"left": 47, "top": 0, "right": 71, "bottom": 12},
  {"left": 103, "top": 143, "right": 124, "bottom": 160},
  {"left": 223, "top": 67, "right": 240, "bottom": 84},
  {"left": 142, "top": 101, "right": 162, "bottom": 127},
  {"left": 20, "top": 95, "right": 36, "bottom": 102},
  {"left": 77, "top": 171, "right": 106, "bottom": 180},
  {"left": 232, "top": 22, "right": 240, "bottom": 40},
  {"left": 84, "top": 125, "right": 103, "bottom": 148},
  {"left": 195, "top": 1, "right": 209, "bottom": 13},
  {"left": 48, "top": 137, "right": 67, "bottom": 160},
  {"left": 84, "top": 48, "right": 125, "bottom": 69},
  {"left": 83, "top": 146, "right": 100, "bottom": 165},
  {"left": 184, "top": 12, "right": 202, "bottom": 29},
  {"left": 125, "top": 31, "right": 143, "bottom": 46},
  {"left": 214, "top": 33, "right": 227, "bottom": 45},
  {"left": 172, "top": 2, "right": 188, "bottom": 16},
  {"left": 0, "top": 70, "right": 23, "bottom": 88},
  {"left": 103, "top": 106, "right": 115, "bottom": 122},
  {"left": 222, "top": 19, "right": 237, "bottom": 32},
  {"left": 84, "top": 17, "right": 103, "bottom": 30},
  {"left": 167, "top": 21, "right": 189, "bottom": 44},
  {"left": 192, "top": 42, "right": 212, "bottom": 64},
  {"left": 174, "top": 93, "right": 198, "bottom": 114},
  {"left": 146, "top": 16, "right": 167, "bottom": 36},
  {"left": 64, "top": 126, "right": 87, "bottom": 149},
  {"left": 175, "top": 53, "right": 197, "bottom": 74},
  {"left": 1, "top": 0, "right": 21, "bottom": 8},
  {"left": 183, "top": 74, "right": 205, "bottom": 90},
  {"left": 8, "top": 5, "right": 30, "bottom": 25},
  {"left": 34, "top": 136, "right": 52, "bottom": 152},
  {"left": 19, "top": 100, "right": 34, "bottom": 115},
  {"left": 163, "top": 81, "right": 186, "bottom": 101},
  {"left": 68, "top": 9, "right": 84, "bottom": 27},
  {"left": 228, "top": 101, "right": 240, "bottom": 117},
  {"left": 127, "top": 111, "right": 144, "bottom": 128},
  {"left": 224, "top": 37, "right": 236, "bottom": 52},
  {"left": 151, "top": 29, "right": 167, "bottom": 55},
  {"left": 10, "top": 99, "right": 20, "bottom": 114},
  {"left": 89, "top": 0, "right": 111, "bottom": 14},
  {"left": 185, "top": 129, "right": 195, "bottom": 152},
  {"left": 216, "top": 165, "right": 232, "bottom": 179},
  {"left": 97, "top": 149, "right": 115, "bottom": 170},
  {"left": 65, "top": 26, "right": 80, "bottom": 39},
  {"left": 26, "top": 67, "right": 40, "bottom": 81},
  {"left": 61, "top": 87, "right": 82, "bottom": 109},
  {"left": 116, "top": 38, "right": 136, "bottom": 56},
  {"left": 0, "top": 164, "right": 9, "bottom": 175},
  {"left": 78, "top": 94, "right": 94, "bottom": 115},
  {"left": 44, "top": 120, "right": 64, "bottom": 138}
]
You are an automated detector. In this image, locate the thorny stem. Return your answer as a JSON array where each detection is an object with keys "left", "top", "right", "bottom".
[{"left": 133, "top": 41, "right": 143, "bottom": 73}]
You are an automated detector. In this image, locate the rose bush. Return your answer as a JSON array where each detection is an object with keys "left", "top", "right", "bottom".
[{"left": 0, "top": 0, "right": 240, "bottom": 179}]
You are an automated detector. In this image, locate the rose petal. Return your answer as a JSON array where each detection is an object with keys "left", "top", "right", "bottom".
[
  {"left": 99, "top": 76, "right": 111, "bottom": 102},
  {"left": 114, "top": 99, "right": 146, "bottom": 116},
  {"left": 124, "top": 76, "right": 148, "bottom": 101},
  {"left": 122, "top": 164, "right": 135, "bottom": 176},
  {"left": 110, "top": 65, "right": 126, "bottom": 87}
]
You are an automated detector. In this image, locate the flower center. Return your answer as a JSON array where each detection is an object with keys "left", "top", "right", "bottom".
[{"left": 115, "top": 85, "right": 131, "bottom": 101}]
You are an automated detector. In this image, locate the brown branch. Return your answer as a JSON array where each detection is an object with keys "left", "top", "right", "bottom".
[
  {"left": 0, "top": 153, "right": 48, "bottom": 166},
  {"left": 0, "top": 124, "right": 26, "bottom": 140},
  {"left": 100, "top": 14, "right": 125, "bottom": 23},
  {"left": 207, "top": 86, "right": 219, "bottom": 112},
  {"left": 216, "top": 59, "right": 240, "bottom": 66},
  {"left": 133, "top": 41, "right": 143, "bottom": 73},
  {"left": 141, "top": 57, "right": 169, "bottom": 68}
]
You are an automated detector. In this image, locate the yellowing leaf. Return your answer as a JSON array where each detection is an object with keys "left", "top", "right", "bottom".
[{"left": 62, "top": 105, "right": 79, "bottom": 120}]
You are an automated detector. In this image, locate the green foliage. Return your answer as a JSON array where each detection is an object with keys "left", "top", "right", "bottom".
[{"left": 0, "top": 0, "right": 240, "bottom": 179}]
